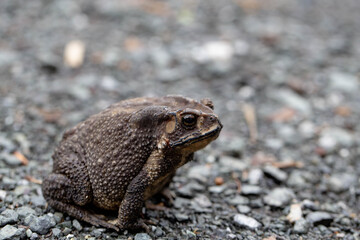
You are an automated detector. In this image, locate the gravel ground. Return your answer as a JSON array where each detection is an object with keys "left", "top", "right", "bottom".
[{"left": 1, "top": 0, "right": 360, "bottom": 239}]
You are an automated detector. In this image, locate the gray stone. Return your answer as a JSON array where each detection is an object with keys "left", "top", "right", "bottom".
[
  {"left": 319, "top": 127, "right": 354, "bottom": 152},
  {"left": 154, "top": 227, "right": 164, "bottom": 237},
  {"left": 301, "top": 199, "right": 319, "bottom": 211},
  {"left": 263, "top": 188, "right": 295, "bottom": 208},
  {"left": 237, "top": 205, "right": 251, "bottom": 214},
  {"left": 326, "top": 173, "right": 357, "bottom": 193},
  {"left": 30, "top": 195, "right": 46, "bottom": 207},
  {"left": 306, "top": 211, "right": 333, "bottom": 226},
  {"left": 158, "top": 69, "right": 182, "bottom": 82},
  {"left": 27, "top": 214, "right": 56, "bottom": 235},
  {"left": 72, "top": 219, "right": 82, "bottom": 231},
  {"left": 0, "top": 135, "right": 16, "bottom": 152},
  {"left": 329, "top": 72, "right": 359, "bottom": 93},
  {"left": 219, "top": 156, "right": 246, "bottom": 172},
  {"left": 293, "top": 218, "right": 309, "bottom": 234},
  {"left": 233, "top": 214, "right": 261, "bottom": 230},
  {"left": 187, "top": 165, "right": 211, "bottom": 183},
  {"left": 13, "top": 185, "right": 31, "bottom": 196},
  {"left": 219, "top": 137, "right": 245, "bottom": 157},
  {"left": 52, "top": 228, "right": 61, "bottom": 237},
  {"left": 0, "top": 153, "right": 22, "bottom": 166},
  {"left": 193, "top": 194, "right": 212, "bottom": 208},
  {"left": 91, "top": 228, "right": 106, "bottom": 238},
  {"left": 0, "top": 225, "right": 21, "bottom": 240},
  {"left": 175, "top": 213, "right": 189, "bottom": 222},
  {"left": 241, "top": 185, "right": 262, "bottom": 195},
  {"left": 227, "top": 195, "right": 249, "bottom": 205},
  {"left": 62, "top": 227, "right": 72, "bottom": 235},
  {"left": 30, "top": 232, "right": 39, "bottom": 240},
  {"left": 287, "top": 170, "right": 307, "bottom": 188},
  {"left": 277, "top": 125, "right": 299, "bottom": 145},
  {"left": 16, "top": 206, "right": 36, "bottom": 219},
  {"left": 177, "top": 181, "right": 205, "bottom": 197},
  {"left": 0, "top": 50, "right": 18, "bottom": 67},
  {"left": 208, "top": 185, "right": 226, "bottom": 194},
  {"left": 25, "top": 229, "right": 32, "bottom": 238},
  {"left": 191, "top": 41, "right": 234, "bottom": 63},
  {"left": 265, "top": 138, "right": 284, "bottom": 150},
  {"left": 100, "top": 75, "right": 120, "bottom": 91},
  {"left": 248, "top": 168, "right": 263, "bottom": 185},
  {"left": 269, "top": 88, "right": 312, "bottom": 116},
  {"left": 263, "top": 165, "right": 288, "bottom": 182},
  {"left": 0, "top": 190, "right": 6, "bottom": 201},
  {"left": 150, "top": 48, "right": 171, "bottom": 68},
  {"left": 53, "top": 212, "right": 63, "bottom": 223},
  {"left": 298, "top": 121, "right": 316, "bottom": 139},
  {"left": 0, "top": 209, "right": 19, "bottom": 226},
  {"left": 134, "top": 233, "right": 152, "bottom": 240}
]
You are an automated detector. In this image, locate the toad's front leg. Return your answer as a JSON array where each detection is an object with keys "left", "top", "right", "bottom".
[{"left": 113, "top": 151, "right": 176, "bottom": 230}]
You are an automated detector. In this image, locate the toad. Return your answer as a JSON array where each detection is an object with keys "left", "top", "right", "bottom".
[{"left": 42, "top": 95, "right": 222, "bottom": 231}]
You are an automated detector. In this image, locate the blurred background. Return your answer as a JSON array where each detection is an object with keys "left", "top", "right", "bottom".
[{"left": 0, "top": 0, "right": 359, "bottom": 239}]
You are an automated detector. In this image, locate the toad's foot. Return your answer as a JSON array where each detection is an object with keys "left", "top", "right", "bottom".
[{"left": 47, "top": 199, "right": 119, "bottom": 231}]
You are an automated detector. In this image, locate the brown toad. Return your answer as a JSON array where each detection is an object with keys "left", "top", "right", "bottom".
[{"left": 42, "top": 95, "right": 222, "bottom": 231}]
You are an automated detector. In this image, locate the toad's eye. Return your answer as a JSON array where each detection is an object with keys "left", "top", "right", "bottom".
[{"left": 181, "top": 114, "right": 197, "bottom": 129}]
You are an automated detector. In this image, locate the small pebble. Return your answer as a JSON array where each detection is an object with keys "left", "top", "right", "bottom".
[
  {"left": 72, "top": 219, "right": 82, "bottom": 231},
  {"left": 326, "top": 173, "right": 357, "bottom": 193},
  {"left": 263, "top": 165, "right": 288, "bottom": 182},
  {"left": 263, "top": 188, "right": 295, "bottom": 208},
  {"left": 0, "top": 209, "right": 19, "bottom": 226},
  {"left": 219, "top": 156, "right": 246, "bottom": 172},
  {"left": 16, "top": 206, "right": 36, "bottom": 219},
  {"left": 187, "top": 165, "right": 211, "bottom": 182},
  {"left": 227, "top": 195, "right": 250, "bottom": 205},
  {"left": 52, "top": 228, "right": 61, "bottom": 237},
  {"left": 25, "top": 228, "right": 32, "bottom": 237},
  {"left": 0, "top": 225, "right": 21, "bottom": 240},
  {"left": 293, "top": 218, "right": 309, "bottom": 234},
  {"left": 248, "top": 169, "right": 264, "bottom": 185},
  {"left": 62, "top": 227, "right": 72, "bottom": 235},
  {"left": 134, "top": 233, "right": 152, "bottom": 240},
  {"left": 91, "top": 228, "right": 106, "bottom": 238},
  {"left": 27, "top": 214, "right": 56, "bottom": 235},
  {"left": 329, "top": 72, "right": 359, "bottom": 93},
  {"left": 241, "top": 185, "right": 262, "bottom": 196},
  {"left": 233, "top": 214, "right": 262, "bottom": 230},
  {"left": 237, "top": 205, "right": 251, "bottom": 214},
  {"left": 306, "top": 211, "right": 333, "bottom": 226},
  {"left": 0, "top": 190, "right": 6, "bottom": 201},
  {"left": 214, "top": 177, "right": 224, "bottom": 185}
]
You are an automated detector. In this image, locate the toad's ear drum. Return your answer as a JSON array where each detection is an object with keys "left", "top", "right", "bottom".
[{"left": 200, "top": 98, "right": 214, "bottom": 110}]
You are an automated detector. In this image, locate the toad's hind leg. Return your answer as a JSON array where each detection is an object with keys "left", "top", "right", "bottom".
[{"left": 42, "top": 174, "right": 119, "bottom": 231}]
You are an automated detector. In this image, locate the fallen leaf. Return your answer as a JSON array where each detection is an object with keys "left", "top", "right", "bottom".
[
  {"left": 335, "top": 106, "right": 351, "bottom": 117},
  {"left": 64, "top": 40, "right": 86, "bottom": 68},
  {"left": 242, "top": 103, "right": 257, "bottom": 144},
  {"left": 262, "top": 236, "right": 277, "bottom": 240},
  {"left": 272, "top": 160, "right": 304, "bottom": 169},
  {"left": 36, "top": 108, "right": 62, "bottom": 123},
  {"left": 25, "top": 175, "right": 42, "bottom": 185},
  {"left": 286, "top": 203, "right": 302, "bottom": 223},
  {"left": 251, "top": 152, "right": 276, "bottom": 166},
  {"left": 13, "top": 151, "right": 29, "bottom": 165},
  {"left": 268, "top": 107, "right": 296, "bottom": 122},
  {"left": 124, "top": 37, "right": 143, "bottom": 52}
]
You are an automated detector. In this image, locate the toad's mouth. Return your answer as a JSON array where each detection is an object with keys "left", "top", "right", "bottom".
[{"left": 170, "top": 126, "right": 222, "bottom": 148}]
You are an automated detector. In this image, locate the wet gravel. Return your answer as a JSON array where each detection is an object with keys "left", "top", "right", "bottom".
[{"left": 1, "top": 0, "right": 360, "bottom": 239}]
